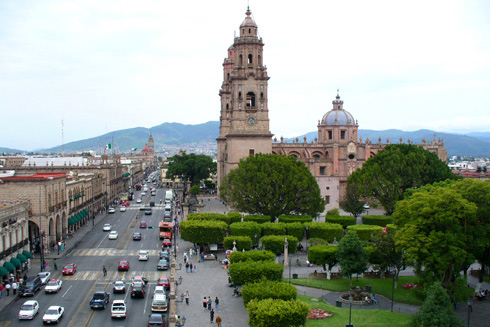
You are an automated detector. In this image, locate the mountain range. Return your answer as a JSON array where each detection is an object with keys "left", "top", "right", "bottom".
[{"left": 2, "top": 121, "right": 490, "bottom": 158}]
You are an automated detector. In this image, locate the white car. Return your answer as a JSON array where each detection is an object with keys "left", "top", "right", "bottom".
[
  {"left": 113, "top": 280, "right": 126, "bottom": 293},
  {"left": 103, "top": 224, "right": 111, "bottom": 231},
  {"left": 138, "top": 250, "right": 149, "bottom": 261},
  {"left": 45, "top": 279, "right": 62, "bottom": 293},
  {"left": 108, "top": 207, "right": 116, "bottom": 214},
  {"left": 38, "top": 271, "right": 51, "bottom": 285},
  {"left": 154, "top": 285, "right": 165, "bottom": 296},
  {"left": 136, "top": 198, "right": 142, "bottom": 203},
  {"left": 108, "top": 231, "right": 118, "bottom": 240},
  {"left": 120, "top": 207, "right": 127, "bottom": 212},
  {"left": 141, "top": 192, "right": 146, "bottom": 196},
  {"left": 111, "top": 300, "right": 127, "bottom": 319},
  {"left": 18, "top": 300, "right": 39, "bottom": 320},
  {"left": 42, "top": 306, "right": 64, "bottom": 324}
]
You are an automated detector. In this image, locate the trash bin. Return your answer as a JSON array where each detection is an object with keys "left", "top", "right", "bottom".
[
  {"left": 336, "top": 300, "right": 342, "bottom": 308},
  {"left": 365, "top": 285, "right": 372, "bottom": 292},
  {"left": 293, "top": 274, "right": 298, "bottom": 279}
]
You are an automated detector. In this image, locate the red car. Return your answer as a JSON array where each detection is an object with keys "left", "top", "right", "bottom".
[
  {"left": 162, "top": 239, "right": 171, "bottom": 248},
  {"left": 122, "top": 201, "right": 131, "bottom": 207},
  {"left": 118, "top": 261, "right": 130, "bottom": 271},
  {"left": 157, "top": 277, "right": 170, "bottom": 290},
  {"left": 140, "top": 221, "right": 147, "bottom": 228},
  {"left": 62, "top": 263, "right": 77, "bottom": 275}
]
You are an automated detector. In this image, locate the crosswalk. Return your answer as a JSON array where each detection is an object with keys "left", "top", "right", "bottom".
[
  {"left": 50, "top": 270, "right": 167, "bottom": 282},
  {"left": 72, "top": 248, "right": 162, "bottom": 257}
]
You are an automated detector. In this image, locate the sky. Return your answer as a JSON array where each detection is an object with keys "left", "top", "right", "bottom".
[{"left": 1, "top": 0, "right": 490, "bottom": 150}]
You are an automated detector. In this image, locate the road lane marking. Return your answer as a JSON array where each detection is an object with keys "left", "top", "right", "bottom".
[
  {"left": 96, "top": 234, "right": 107, "bottom": 249},
  {"left": 62, "top": 285, "right": 72, "bottom": 298}
]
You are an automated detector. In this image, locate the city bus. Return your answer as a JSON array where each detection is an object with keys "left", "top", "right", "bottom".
[{"left": 158, "top": 221, "right": 173, "bottom": 240}]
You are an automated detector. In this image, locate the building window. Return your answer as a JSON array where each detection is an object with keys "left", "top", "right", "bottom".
[
  {"left": 246, "top": 92, "right": 256, "bottom": 107},
  {"left": 239, "top": 55, "right": 243, "bottom": 66},
  {"left": 328, "top": 131, "right": 333, "bottom": 139},
  {"left": 249, "top": 149, "right": 255, "bottom": 156},
  {"left": 248, "top": 54, "right": 253, "bottom": 64},
  {"left": 226, "top": 103, "right": 229, "bottom": 110},
  {"left": 238, "top": 91, "right": 242, "bottom": 99},
  {"left": 341, "top": 131, "right": 346, "bottom": 139},
  {"left": 320, "top": 167, "right": 326, "bottom": 175},
  {"left": 325, "top": 196, "right": 330, "bottom": 204},
  {"left": 249, "top": 28, "right": 251, "bottom": 33}
]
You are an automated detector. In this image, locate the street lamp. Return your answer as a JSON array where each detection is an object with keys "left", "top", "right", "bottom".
[
  {"left": 91, "top": 177, "right": 95, "bottom": 227},
  {"left": 177, "top": 276, "right": 183, "bottom": 285},
  {"left": 39, "top": 176, "right": 53, "bottom": 272},
  {"left": 347, "top": 295, "right": 354, "bottom": 327},
  {"left": 305, "top": 226, "right": 309, "bottom": 253},
  {"left": 467, "top": 299, "right": 472, "bottom": 327}
]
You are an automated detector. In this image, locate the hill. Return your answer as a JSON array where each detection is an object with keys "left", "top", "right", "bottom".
[{"left": 0, "top": 147, "right": 23, "bottom": 155}]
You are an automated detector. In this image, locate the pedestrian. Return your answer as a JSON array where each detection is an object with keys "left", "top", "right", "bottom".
[
  {"left": 216, "top": 316, "right": 222, "bottom": 327},
  {"left": 215, "top": 297, "right": 219, "bottom": 310},
  {"left": 203, "top": 297, "right": 207, "bottom": 309},
  {"left": 215, "top": 254, "right": 218, "bottom": 261},
  {"left": 54, "top": 259, "right": 58, "bottom": 270},
  {"left": 176, "top": 243, "right": 179, "bottom": 253},
  {"left": 103, "top": 266, "right": 107, "bottom": 277},
  {"left": 23, "top": 273, "right": 28, "bottom": 282},
  {"left": 208, "top": 297, "right": 212, "bottom": 310},
  {"left": 201, "top": 252, "right": 205, "bottom": 262},
  {"left": 12, "top": 281, "right": 18, "bottom": 295},
  {"left": 186, "top": 262, "right": 190, "bottom": 273},
  {"left": 189, "top": 249, "right": 193, "bottom": 258},
  {"left": 210, "top": 309, "right": 215, "bottom": 323},
  {"left": 0, "top": 284, "right": 4, "bottom": 298},
  {"left": 194, "top": 264, "right": 197, "bottom": 272},
  {"left": 185, "top": 291, "right": 190, "bottom": 305},
  {"left": 9, "top": 273, "right": 14, "bottom": 283},
  {"left": 189, "top": 262, "right": 193, "bottom": 273}
]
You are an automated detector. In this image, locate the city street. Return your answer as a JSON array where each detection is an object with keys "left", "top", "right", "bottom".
[{"left": 0, "top": 184, "right": 172, "bottom": 327}]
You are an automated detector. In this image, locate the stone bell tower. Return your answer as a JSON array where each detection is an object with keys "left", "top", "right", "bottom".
[{"left": 217, "top": 7, "right": 273, "bottom": 194}]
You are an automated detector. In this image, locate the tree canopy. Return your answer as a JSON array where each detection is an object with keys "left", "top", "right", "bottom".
[
  {"left": 347, "top": 144, "right": 458, "bottom": 215},
  {"left": 166, "top": 152, "right": 216, "bottom": 186},
  {"left": 336, "top": 230, "right": 368, "bottom": 286},
  {"left": 220, "top": 154, "right": 325, "bottom": 219}
]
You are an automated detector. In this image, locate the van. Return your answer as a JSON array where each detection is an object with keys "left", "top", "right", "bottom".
[
  {"left": 164, "top": 204, "right": 172, "bottom": 218},
  {"left": 19, "top": 276, "right": 42, "bottom": 297},
  {"left": 151, "top": 293, "right": 168, "bottom": 312}
]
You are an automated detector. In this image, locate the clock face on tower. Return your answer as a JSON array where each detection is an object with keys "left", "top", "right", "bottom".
[{"left": 248, "top": 117, "right": 255, "bottom": 125}]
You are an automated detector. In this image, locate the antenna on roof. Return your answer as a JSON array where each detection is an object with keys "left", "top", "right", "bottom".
[{"left": 61, "top": 110, "right": 64, "bottom": 156}]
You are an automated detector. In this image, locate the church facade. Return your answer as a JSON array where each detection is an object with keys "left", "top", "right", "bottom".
[{"left": 217, "top": 8, "right": 447, "bottom": 210}]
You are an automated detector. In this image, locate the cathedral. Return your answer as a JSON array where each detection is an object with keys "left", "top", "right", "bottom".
[{"left": 217, "top": 8, "right": 447, "bottom": 210}]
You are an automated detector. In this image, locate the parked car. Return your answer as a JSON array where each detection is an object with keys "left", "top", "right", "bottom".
[
  {"left": 162, "top": 239, "right": 171, "bottom": 248},
  {"left": 19, "top": 276, "right": 42, "bottom": 296},
  {"left": 42, "top": 306, "right": 64, "bottom": 324},
  {"left": 157, "top": 277, "right": 170, "bottom": 290},
  {"left": 133, "top": 232, "right": 142, "bottom": 241},
  {"left": 110, "top": 300, "right": 127, "bottom": 319},
  {"left": 113, "top": 280, "right": 126, "bottom": 294},
  {"left": 108, "top": 231, "right": 118, "bottom": 240},
  {"left": 157, "top": 259, "right": 168, "bottom": 270},
  {"left": 18, "top": 300, "right": 39, "bottom": 320},
  {"left": 103, "top": 224, "right": 111, "bottom": 231},
  {"left": 62, "top": 263, "right": 77, "bottom": 275},
  {"left": 38, "top": 271, "right": 51, "bottom": 285},
  {"left": 90, "top": 291, "right": 110, "bottom": 309},
  {"left": 147, "top": 313, "right": 164, "bottom": 326},
  {"left": 159, "top": 250, "right": 169, "bottom": 260},
  {"left": 118, "top": 261, "right": 130, "bottom": 271},
  {"left": 44, "top": 279, "right": 62, "bottom": 293}
]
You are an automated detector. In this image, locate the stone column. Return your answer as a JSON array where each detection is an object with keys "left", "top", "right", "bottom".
[{"left": 284, "top": 237, "right": 289, "bottom": 268}]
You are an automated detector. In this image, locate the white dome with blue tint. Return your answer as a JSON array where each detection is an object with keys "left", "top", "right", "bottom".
[{"left": 321, "top": 91, "right": 356, "bottom": 126}]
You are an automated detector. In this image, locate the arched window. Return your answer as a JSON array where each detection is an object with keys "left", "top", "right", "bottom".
[
  {"left": 249, "top": 28, "right": 251, "bottom": 33},
  {"left": 246, "top": 92, "right": 256, "bottom": 107},
  {"left": 238, "top": 91, "right": 242, "bottom": 99},
  {"left": 226, "top": 103, "right": 229, "bottom": 110},
  {"left": 248, "top": 54, "right": 253, "bottom": 64},
  {"left": 258, "top": 55, "right": 262, "bottom": 66},
  {"left": 260, "top": 92, "right": 264, "bottom": 98},
  {"left": 239, "top": 55, "right": 243, "bottom": 66},
  {"left": 227, "top": 73, "right": 230, "bottom": 82}
]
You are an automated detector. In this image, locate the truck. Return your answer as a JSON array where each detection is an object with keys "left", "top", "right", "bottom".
[
  {"left": 165, "top": 190, "right": 173, "bottom": 203},
  {"left": 90, "top": 291, "right": 110, "bottom": 309}
]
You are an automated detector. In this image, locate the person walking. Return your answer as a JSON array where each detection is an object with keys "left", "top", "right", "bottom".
[
  {"left": 216, "top": 316, "right": 222, "bottom": 327},
  {"left": 5, "top": 283, "right": 10, "bottom": 296},
  {"left": 12, "top": 281, "right": 18, "bottom": 296},
  {"left": 54, "top": 259, "right": 58, "bottom": 270},
  {"left": 184, "top": 291, "right": 190, "bottom": 305},
  {"left": 203, "top": 297, "right": 207, "bottom": 309},
  {"left": 0, "top": 284, "right": 4, "bottom": 298},
  {"left": 215, "top": 297, "right": 219, "bottom": 310},
  {"left": 186, "top": 262, "right": 190, "bottom": 273},
  {"left": 194, "top": 264, "right": 197, "bottom": 272},
  {"left": 103, "top": 266, "right": 107, "bottom": 277},
  {"left": 210, "top": 309, "right": 215, "bottom": 323},
  {"left": 208, "top": 297, "right": 212, "bottom": 310}
]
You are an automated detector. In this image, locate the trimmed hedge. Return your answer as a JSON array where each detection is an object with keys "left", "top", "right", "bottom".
[
  {"left": 180, "top": 220, "right": 228, "bottom": 244},
  {"left": 247, "top": 298, "right": 310, "bottom": 327},
  {"left": 305, "top": 222, "right": 343, "bottom": 243},
  {"left": 325, "top": 215, "right": 356, "bottom": 229},
  {"left": 307, "top": 245, "right": 338, "bottom": 269},
  {"left": 386, "top": 224, "right": 397, "bottom": 233},
  {"left": 362, "top": 215, "right": 394, "bottom": 227},
  {"left": 229, "top": 250, "right": 275, "bottom": 263},
  {"left": 261, "top": 235, "right": 298, "bottom": 256},
  {"left": 224, "top": 236, "right": 252, "bottom": 251},
  {"left": 244, "top": 214, "right": 272, "bottom": 224},
  {"left": 228, "top": 261, "right": 284, "bottom": 285},
  {"left": 227, "top": 212, "right": 242, "bottom": 223},
  {"left": 285, "top": 222, "right": 305, "bottom": 241},
  {"left": 347, "top": 224, "right": 383, "bottom": 241},
  {"left": 278, "top": 215, "right": 313, "bottom": 223},
  {"left": 242, "top": 279, "right": 297, "bottom": 305},
  {"left": 261, "top": 222, "right": 287, "bottom": 236},
  {"left": 230, "top": 221, "right": 261, "bottom": 245},
  {"left": 187, "top": 212, "right": 241, "bottom": 225},
  {"left": 326, "top": 208, "right": 339, "bottom": 216}
]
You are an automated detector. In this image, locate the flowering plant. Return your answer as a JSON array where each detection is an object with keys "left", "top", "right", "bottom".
[
  {"left": 306, "top": 309, "right": 332, "bottom": 319},
  {"left": 402, "top": 283, "right": 418, "bottom": 289}
]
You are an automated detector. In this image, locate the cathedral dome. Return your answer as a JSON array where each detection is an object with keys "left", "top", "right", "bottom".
[
  {"left": 321, "top": 92, "right": 356, "bottom": 126},
  {"left": 240, "top": 7, "right": 257, "bottom": 28}
]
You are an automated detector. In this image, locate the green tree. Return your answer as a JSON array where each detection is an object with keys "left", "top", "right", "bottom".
[
  {"left": 347, "top": 144, "right": 458, "bottom": 215},
  {"left": 180, "top": 220, "right": 228, "bottom": 245},
  {"left": 336, "top": 230, "right": 368, "bottom": 286},
  {"left": 393, "top": 184, "right": 478, "bottom": 298},
  {"left": 339, "top": 182, "right": 365, "bottom": 218},
  {"left": 220, "top": 154, "right": 325, "bottom": 219},
  {"left": 166, "top": 152, "right": 216, "bottom": 186},
  {"left": 308, "top": 245, "right": 337, "bottom": 279},
  {"left": 371, "top": 230, "right": 405, "bottom": 288},
  {"left": 411, "top": 283, "right": 463, "bottom": 327}
]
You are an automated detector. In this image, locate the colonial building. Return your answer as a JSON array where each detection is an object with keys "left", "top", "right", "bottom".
[{"left": 217, "top": 8, "right": 448, "bottom": 210}]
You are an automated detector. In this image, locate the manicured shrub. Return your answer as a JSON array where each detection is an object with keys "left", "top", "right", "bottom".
[
  {"left": 187, "top": 212, "right": 238, "bottom": 225},
  {"left": 386, "top": 224, "right": 397, "bottom": 233},
  {"left": 326, "top": 208, "right": 339, "bottom": 216},
  {"left": 261, "top": 235, "right": 298, "bottom": 256},
  {"left": 325, "top": 215, "right": 356, "bottom": 229},
  {"left": 227, "top": 212, "right": 243, "bottom": 224},
  {"left": 362, "top": 215, "right": 394, "bottom": 227},
  {"left": 278, "top": 215, "right": 313, "bottom": 223},
  {"left": 347, "top": 224, "right": 383, "bottom": 241},
  {"left": 229, "top": 250, "right": 275, "bottom": 263},
  {"left": 228, "top": 261, "right": 284, "bottom": 285},
  {"left": 305, "top": 222, "right": 343, "bottom": 243},
  {"left": 285, "top": 222, "right": 305, "bottom": 241},
  {"left": 244, "top": 214, "right": 272, "bottom": 224},
  {"left": 242, "top": 279, "right": 297, "bottom": 305},
  {"left": 230, "top": 221, "right": 261, "bottom": 245},
  {"left": 307, "top": 245, "right": 337, "bottom": 271},
  {"left": 224, "top": 236, "right": 252, "bottom": 251},
  {"left": 247, "top": 298, "right": 310, "bottom": 327},
  {"left": 261, "top": 222, "right": 286, "bottom": 236},
  {"left": 180, "top": 220, "right": 228, "bottom": 244}
]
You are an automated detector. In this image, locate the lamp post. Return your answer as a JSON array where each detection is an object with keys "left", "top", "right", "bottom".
[
  {"left": 467, "top": 299, "right": 472, "bottom": 327},
  {"left": 91, "top": 177, "right": 95, "bottom": 227},
  {"left": 305, "top": 226, "right": 309, "bottom": 253},
  {"left": 173, "top": 225, "right": 177, "bottom": 259},
  {"left": 347, "top": 295, "right": 354, "bottom": 327},
  {"left": 39, "top": 176, "right": 53, "bottom": 272}
]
